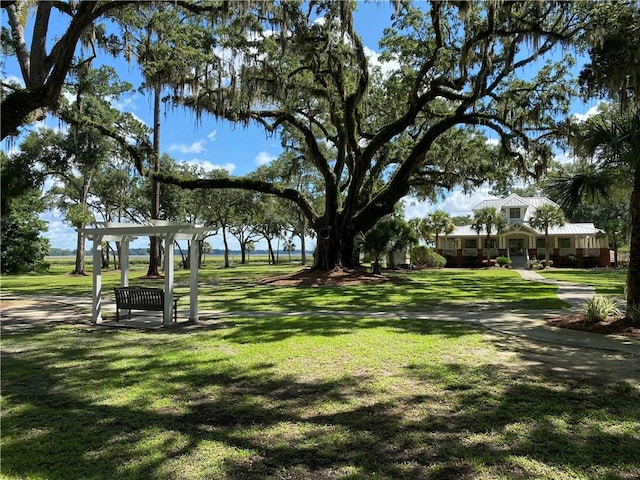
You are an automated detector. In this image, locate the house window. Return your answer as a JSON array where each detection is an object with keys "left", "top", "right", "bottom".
[
  {"left": 558, "top": 238, "right": 571, "bottom": 248},
  {"left": 509, "top": 208, "right": 520, "bottom": 219},
  {"left": 536, "top": 237, "right": 546, "bottom": 248},
  {"left": 464, "top": 239, "right": 477, "bottom": 248},
  {"left": 484, "top": 239, "right": 497, "bottom": 249}
]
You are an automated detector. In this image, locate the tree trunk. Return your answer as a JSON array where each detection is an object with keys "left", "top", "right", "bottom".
[
  {"left": 146, "top": 85, "right": 162, "bottom": 277},
  {"left": 240, "top": 243, "right": 247, "bottom": 264},
  {"left": 486, "top": 234, "right": 491, "bottom": 262},
  {"left": 101, "top": 245, "right": 110, "bottom": 269},
  {"left": 545, "top": 231, "right": 550, "bottom": 268},
  {"left": 222, "top": 227, "right": 230, "bottom": 268},
  {"left": 312, "top": 225, "right": 359, "bottom": 270},
  {"left": 73, "top": 228, "right": 86, "bottom": 275},
  {"left": 115, "top": 241, "right": 121, "bottom": 270},
  {"left": 627, "top": 170, "right": 640, "bottom": 310},
  {"left": 300, "top": 234, "right": 307, "bottom": 265},
  {"left": 267, "top": 239, "right": 276, "bottom": 264}
]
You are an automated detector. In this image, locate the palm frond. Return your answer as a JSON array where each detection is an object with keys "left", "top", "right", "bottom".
[{"left": 547, "top": 167, "right": 612, "bottom": 210}]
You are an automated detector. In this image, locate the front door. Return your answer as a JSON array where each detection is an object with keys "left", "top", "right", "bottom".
[{"left": 509, "top": 238, "right": 524, "bottom": 256}]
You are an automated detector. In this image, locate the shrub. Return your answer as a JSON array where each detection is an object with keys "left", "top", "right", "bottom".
[
  {"left": 528, "top": 260, "right": 543, "bottom": 270},
  {"left": 496, "top": 256, "right": 511, "bottom": 268},
  {"left": 582, "top": 296, "right": 621, "bottom": 324},
  {"left": 410, "top": 246, "right": 447, "bottom": 268}
]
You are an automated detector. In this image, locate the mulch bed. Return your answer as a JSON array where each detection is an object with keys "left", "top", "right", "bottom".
[{"left": 547, "top": 314, "right": 640, "bottom": 337}]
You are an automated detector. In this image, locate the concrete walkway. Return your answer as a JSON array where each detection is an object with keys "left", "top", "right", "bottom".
[
  {"left": 2, "top": 272, "right": 639, "bottom": 356},
  {"left": 516, "top": 268, "right": 600, "bottom": 308}
]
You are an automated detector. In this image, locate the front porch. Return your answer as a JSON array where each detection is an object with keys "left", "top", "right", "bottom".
[{"left": 439, "top": 231, "right": 610, "bottom": 268}]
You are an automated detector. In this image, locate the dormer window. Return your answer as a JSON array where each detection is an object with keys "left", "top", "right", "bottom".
[{"left": 509, "top": 208, "right": 521, "bottom": 219}]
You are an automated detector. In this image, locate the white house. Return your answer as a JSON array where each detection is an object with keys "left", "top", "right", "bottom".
[{"left": 437, "top": 194, "right": 610, "bottom": 268}]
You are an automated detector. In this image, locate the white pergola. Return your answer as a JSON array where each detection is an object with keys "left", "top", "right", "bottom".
[{"left": 82, "top": 221, "right": 214, "bottom": 325}]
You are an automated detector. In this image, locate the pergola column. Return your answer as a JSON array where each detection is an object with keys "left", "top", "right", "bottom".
[
  {"left": 189, "top": 239, "right": 200, "bottom": 322},
  {"left": 163, "top": 235, "right": 175, "bottom": 326},
  {"left": 120, "top": 238, "right": 130, "bottom": 287},
  {"left": 92, "top": 237, "right": 103, "bottom": 324}
]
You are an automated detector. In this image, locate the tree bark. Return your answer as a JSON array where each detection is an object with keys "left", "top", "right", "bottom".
[
  {"left": 146, "top": 85, "right": 161, "bottom": 277},
  {"left": 222, "top": 226, "right": 230, "bottom": 268},
  {"left": 627, "top": 170, "right": 640, "bottom": 309},
  {"left": 73, "top": 227, "right": 86, "bottom": 275},
  {"left": 300, "top": 234, "right": 307, "bottom": 266}
]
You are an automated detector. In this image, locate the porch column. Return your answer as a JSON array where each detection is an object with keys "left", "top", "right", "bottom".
[
  {"left": 92, "top": 237, "right": 103, "bottom": 324},
  {"left": 189, "top": 238, "right": 200, "bottom": 322},
  {"left": 120, "top": 238, "right": 130, "bottom": 287},
  {"left": 163, "top": 236, "right": 175, "bottom": 325}
]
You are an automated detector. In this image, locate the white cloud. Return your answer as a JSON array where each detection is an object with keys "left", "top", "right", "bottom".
[
  {"left": 403, "top": 185, "right": 493, "bottom": 220},
  {"left": 572, "top": 104, "right": 601, "bottom": 123},
  {"left": 181, "top": 159, "right": 236, "bottom": 174},
  {"left": 108, "top": 95, "right": 136, "bottom": 112},
  {"left": 39, "top": 211, "right": 74, "bottom": 249},
  {"left": 255, "top": 151, "right": 276, "bottom": 166},
  {"left": 169, "top": 140, "right": 206, "bottom": 154},
  {"left": 553, "top": 150, "right": 576, "bottom": 165},
  {"left": 363, "top": 45, "right": 400, "bottom": 77},
  {"left": 207, "top": 129, "right": 218, "bottom": 141}
]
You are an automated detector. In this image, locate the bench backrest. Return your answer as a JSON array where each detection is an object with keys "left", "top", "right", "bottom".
[{"left": 114, "top": 287, "right": 164, "bottom": 308}]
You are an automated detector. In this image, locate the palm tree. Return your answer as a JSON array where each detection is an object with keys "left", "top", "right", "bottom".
[
  {"left": 472, "top": 207, "right": 509, "bottom": 263},
  {"left": 529, "top": 204, "right": 565, "bottom": 268},
  {"left": 361, "top": 218, "right": 417, "bottom": 274},
  {"left": 550, "top": 104, "right": 640, "bottom": 309},
  {"left": 283, "top": 238, "right": 296, "bottom": 262},
  {"left": 424, "top": 210, "right": 455, "bottom": 251}
]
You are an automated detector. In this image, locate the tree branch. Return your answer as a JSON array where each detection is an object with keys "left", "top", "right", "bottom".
[{"left": 154, "top": 173, "right": 319, "bottom": 225}]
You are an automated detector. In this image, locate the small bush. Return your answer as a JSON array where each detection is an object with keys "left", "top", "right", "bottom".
[
  {"left": 411, "top": 246, "right": 447, "bottom": 268},
  {"left": 496, "top": 256, "right": 511, "bottom": 268},
  {"left": 528, "top": 260, "right": 544, "bottom": 270},
  {"left": 582, "top": 296, "right": 621, "bottom": 324}
]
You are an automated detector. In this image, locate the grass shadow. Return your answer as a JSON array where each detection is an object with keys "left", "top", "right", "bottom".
[{"left": 2, "top": 322, "right": 639, "bottom": 479}]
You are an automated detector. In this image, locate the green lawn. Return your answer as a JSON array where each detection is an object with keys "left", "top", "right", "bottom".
[
  {"left": 537, "top": 268, "right": 627, "bottom": 297},
  {"left": 2, "top": 261, "right": 568, "bottom": 311},
  {"left": 2, "top": 263, "right": 637, "bottom": 479},
  {"left": 2, "top": 315, "right": 638, "bottom": 480}
]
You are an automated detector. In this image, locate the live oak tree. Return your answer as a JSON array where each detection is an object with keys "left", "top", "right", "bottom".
[
  {"left": 156, "top": 1, "right": 586, "bottom": 271},
  {"left": 0, "top": 0, "right": 249, "bottom": 141},
  {"left": 1, "top": 0, "right": 140, "bottom": 140}
]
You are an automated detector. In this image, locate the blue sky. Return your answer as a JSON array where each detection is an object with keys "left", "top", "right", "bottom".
[{"left": 1, "top": 2, "right": 600, "bottom": 251}]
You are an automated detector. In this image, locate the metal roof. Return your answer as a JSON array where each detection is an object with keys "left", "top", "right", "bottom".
[
  {"left": 473, "top": 194, "right": 558, "bottom": 211},
  {"left": 445, "top": 222, "right": 602, "bottom": 237}
]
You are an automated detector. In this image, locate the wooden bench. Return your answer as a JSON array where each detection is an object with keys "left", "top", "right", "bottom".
[{"left": 114, "top": 287, "right": 178, "bottom": 322}]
